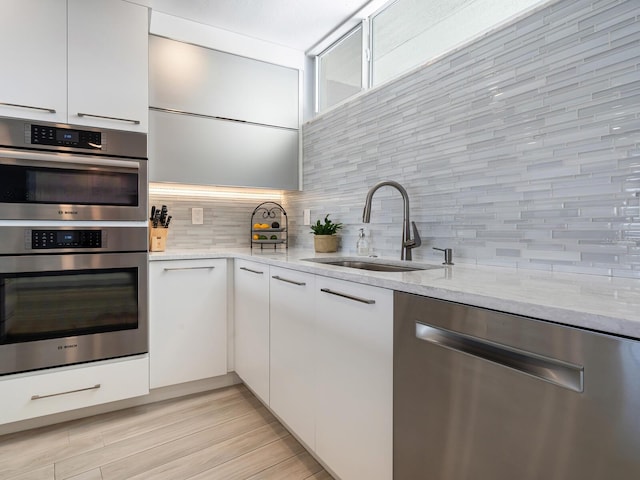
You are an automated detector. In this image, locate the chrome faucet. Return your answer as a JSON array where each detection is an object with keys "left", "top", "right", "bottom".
[{"left": 362, "top": 180, "right": 422, "bottom": 260}]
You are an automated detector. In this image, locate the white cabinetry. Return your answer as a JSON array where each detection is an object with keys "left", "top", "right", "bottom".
[
  {"left": 314, "top": 277, "right": 393, "bottom": 480},
  {"left": 269, "top": 266, "right": 316, "bottom": 449},
  {"left": 234, "top": 261, "right": 393, "bottom": 480},
  {"left": 149, "top": 110, "right": 298, "bottom": 190},
  {"left": 234, "top": 259, "right": 270, "bottom": 404},
  {"left": 0, "top": 0, "right": 67, "bottom": 123},
  {"left": 149, "top": 259, "right": 228, "bottom": 389},
  {"left": 0, "top": 356, "right": 149, "bottom": 425},
  {"left": 148, "top": 35, "right": 299, "bottom": 190},
  {"left": 0, "top": 0, "right": 148, "bottom": 132},
  {"left": 67, "top": 0, "right": 148, "bottom": 131},
  {"left": 149, "top": 35, "right": 298, "bottom": 129}
]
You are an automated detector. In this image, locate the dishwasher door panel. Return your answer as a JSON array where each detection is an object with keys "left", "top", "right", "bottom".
[{"left": 393, "top": 292, "right": 640, "bottom": 480}]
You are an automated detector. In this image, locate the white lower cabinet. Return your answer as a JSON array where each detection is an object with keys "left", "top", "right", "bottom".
[
  {"left": 233, "top": 260, "right": 393, "bottom": 480},
  {"left": 234, "top": 259, "right": 270, "bottom": 404},
  {"left": 0, "top": 355, "right": 149, "bottom": 425},
  {"left": 314, "top": 277, "right": 394, "bottom": 480},
  {"left": 269, "top": 266, "right": 316, "bottom": 449},
  {"left": 149, "top": 259, "right": 228, "bottom": 389}
]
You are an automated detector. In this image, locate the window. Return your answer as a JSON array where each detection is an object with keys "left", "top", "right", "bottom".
[
  {"left": 317, "top": 26, "right": 363, "bottom": 112},
  {"left": 314, "top": 0, "right": 549, "bottom": 112},
  {"left": 371, "top": 0, "right": 546, "bottom": 87}
]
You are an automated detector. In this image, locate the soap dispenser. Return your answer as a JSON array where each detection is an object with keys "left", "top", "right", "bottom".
[{"left": 357, "top": 228, "right": 370, "bottom": 256}]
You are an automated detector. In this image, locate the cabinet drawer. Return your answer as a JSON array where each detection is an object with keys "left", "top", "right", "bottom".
[{"left": 0, "top": 355, "right": 149, "bottom": 425}]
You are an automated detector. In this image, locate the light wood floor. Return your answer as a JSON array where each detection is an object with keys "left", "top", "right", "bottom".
[{"left": 0, "top": 385, "right": 334, "bottom": 480}]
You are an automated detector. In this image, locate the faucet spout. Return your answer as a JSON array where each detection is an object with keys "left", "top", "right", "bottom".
[{"left": 362, "top": 180, "right": 421, "bottom": 261}]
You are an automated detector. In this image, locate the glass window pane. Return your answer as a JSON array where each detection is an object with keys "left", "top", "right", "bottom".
[
  {"left": 318, "top": 26, "right": 363, "bottom": 112},
  {"left": 372, "top": 0, "right": 546, "bottom": 86}
]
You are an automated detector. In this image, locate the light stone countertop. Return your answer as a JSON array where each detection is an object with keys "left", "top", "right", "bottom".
[{"left": 150, "top": 247, "right": 640, "bottom": 340}]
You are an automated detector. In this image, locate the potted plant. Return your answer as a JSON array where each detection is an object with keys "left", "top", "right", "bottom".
[{"left": 311, "top": 214, "right": 343, "bottom": 253}]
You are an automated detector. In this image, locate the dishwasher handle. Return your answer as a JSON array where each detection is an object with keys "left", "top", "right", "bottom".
[{"left": 415, "top": 322, "right": 584, "bottom": 392}]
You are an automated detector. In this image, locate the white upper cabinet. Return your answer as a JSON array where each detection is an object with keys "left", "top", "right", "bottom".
[
  {"left": 0, "top": 0, "right": 67, "bottom": 122},
  {"left": 148, "top": 34, "right": 300, "bottom": 190},
  {"left": 68, "top": 0, "right": 149, "bottom": 132},
  {"left": 149, "top": 35, "right": 299, "bottom": 129},
  {"left": 0, "top": 0, "right": 148, "bottom": 132},
  {"left": 149, "top": 109, "right": 299, "bottom": 190}
]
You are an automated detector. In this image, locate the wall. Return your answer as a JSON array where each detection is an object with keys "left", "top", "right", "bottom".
[
  {"left": 285, "top": 0, "right": 640, "bottom": 278},
  {"left": 149, "top": 194, "right": 283, "bottom": 250}
]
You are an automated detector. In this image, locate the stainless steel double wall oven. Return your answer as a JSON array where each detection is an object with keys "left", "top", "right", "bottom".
[{"left": 0, "top": 116, "right": 148, "bottom": 375}]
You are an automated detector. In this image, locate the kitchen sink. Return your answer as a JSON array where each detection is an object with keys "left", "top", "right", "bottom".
[{"left": 301, "top": 257, "right": 442, "bottom": 272}]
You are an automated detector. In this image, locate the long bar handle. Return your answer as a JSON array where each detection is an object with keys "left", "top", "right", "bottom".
[
  {"left": 272, "top": 275, "right": 306, "bottom": 286},
  {"left": 0, "top": 101, "right": 56, "bottom": 113},
  {"left": 31, "top": 384, "right": 101, "bottom": 400},
  {"left": 240, "top": 266, "right": 264, "bottom": 275},
  {"left": 164, "top": 266, "right": 215, "bottom": 272},
  {"left": 0, "top": 147, "right": 140, "bottom": 169},
  {"left": 415, "top": 322, "right": 584, "bottom": 392},
  {"left": 77, "top": 112, "right": 141, "bottom": 125},
  {"left": 320, "top": 288, "right": 375, "bottom": 305}
]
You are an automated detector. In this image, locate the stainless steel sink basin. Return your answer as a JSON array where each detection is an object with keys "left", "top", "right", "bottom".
[{"left": 302, "top": 258, "right": 442, "bottom": 272}]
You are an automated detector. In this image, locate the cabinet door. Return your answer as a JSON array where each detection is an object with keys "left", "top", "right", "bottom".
[
  {"left": 314, "top": 277, "right": 393, "bottom": 480},
  {"left": 149, "top": 35, "right": 299, "bottom": 129},
  {"left": 234, "top": 260, "right": 270, "bottom": 404},
  {"left": 0, "top": 0, "right": 67, "bottom": 122},
  {"left": 149, "top": 259, "right": 227, "bottom": 389},
  {"left": 269, "top": 266, "right": 316, "bottom": 449},
  {"left": 68, "top": 0, "right": 148, "bottom": 132},
  {"left": 149, "top": 109, "right": 299, "bottom": 190}
]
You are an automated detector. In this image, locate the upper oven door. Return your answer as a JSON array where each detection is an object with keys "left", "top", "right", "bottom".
[{"left": 0, "top": 147, "right": 148, "bottom": 221}]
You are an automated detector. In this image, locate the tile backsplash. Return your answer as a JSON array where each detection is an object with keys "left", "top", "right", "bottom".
[
  {"left": 283, "top": 0, "right": 640, "bottom": 278},
  {"left": 149, "top": 194, "right": 283, "bottom": 250}
]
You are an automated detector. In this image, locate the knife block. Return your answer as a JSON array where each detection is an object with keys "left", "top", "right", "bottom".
[{"left": 149, "top": 221, "right": 169, "bottom": 252}]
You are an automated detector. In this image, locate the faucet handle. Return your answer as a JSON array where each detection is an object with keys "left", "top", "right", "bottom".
[
  {"left": 410, "top": 221, "right": 422, "bottom": 248},
  {"left": 433, "top": 247, "right": 454, "bottom": 265}
]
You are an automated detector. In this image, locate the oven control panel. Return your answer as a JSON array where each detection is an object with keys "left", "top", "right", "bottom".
[
  {"left": 28, "top": 124, "right": 103, "bottom": 150},
  {"left": 31, "top": 230, "right": 103, "bottom": 249}
]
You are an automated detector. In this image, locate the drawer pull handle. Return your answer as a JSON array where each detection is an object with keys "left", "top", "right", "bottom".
[
  {"left": 320, "top": 288, "right": 375, "bottom": 305},
  {"left": 240, "top": 266, "right": 264, "bottom": 275},
  {"left": 77, "top": 112, "right": 141, "bottom": 125},
  {"left": 0, "top": 101, "right": 56, "bottom": 113},
  {"left": 31, "top": 384, "right": 101, "bottom": 400},
  {"left": 272, "top": 275, "right": 306, "bottom": 286},
  {"left": 163, "top": 266, "right": 215, "bottom": 272}
]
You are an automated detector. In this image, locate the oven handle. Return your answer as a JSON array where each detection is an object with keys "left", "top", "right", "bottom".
[
  {"left": 0, "top": 147, "right": 141, "bottom": 170},
  {"left": 31, "top": 384, "right": 101, "bottom": 400}
]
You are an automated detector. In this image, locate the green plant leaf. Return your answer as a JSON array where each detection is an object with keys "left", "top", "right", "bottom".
[{"left": 310, "top": 214, "right": 343, "bottom": 235}]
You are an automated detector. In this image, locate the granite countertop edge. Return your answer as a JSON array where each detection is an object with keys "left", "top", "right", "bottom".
[{"left": 149, "top": 248, "right": 640, "bottom": 340}]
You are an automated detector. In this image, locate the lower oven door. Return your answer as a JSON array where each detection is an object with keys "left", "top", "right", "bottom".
[{"left": 0, "top": 251, "right": 148, "bottom": 375}]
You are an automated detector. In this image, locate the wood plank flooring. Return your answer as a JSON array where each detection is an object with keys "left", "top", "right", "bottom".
[{"left": 0, "top": 385, "right": 334, "bottom": 480}]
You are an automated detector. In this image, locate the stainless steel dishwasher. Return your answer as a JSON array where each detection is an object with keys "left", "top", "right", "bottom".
[{"left": 394, "top": 292, "right": 640, "bottom": 480}]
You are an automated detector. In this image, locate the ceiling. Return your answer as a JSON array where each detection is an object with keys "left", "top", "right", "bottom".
[{"left": 150, "top": 0, "right": 375, "bottom": 52}]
